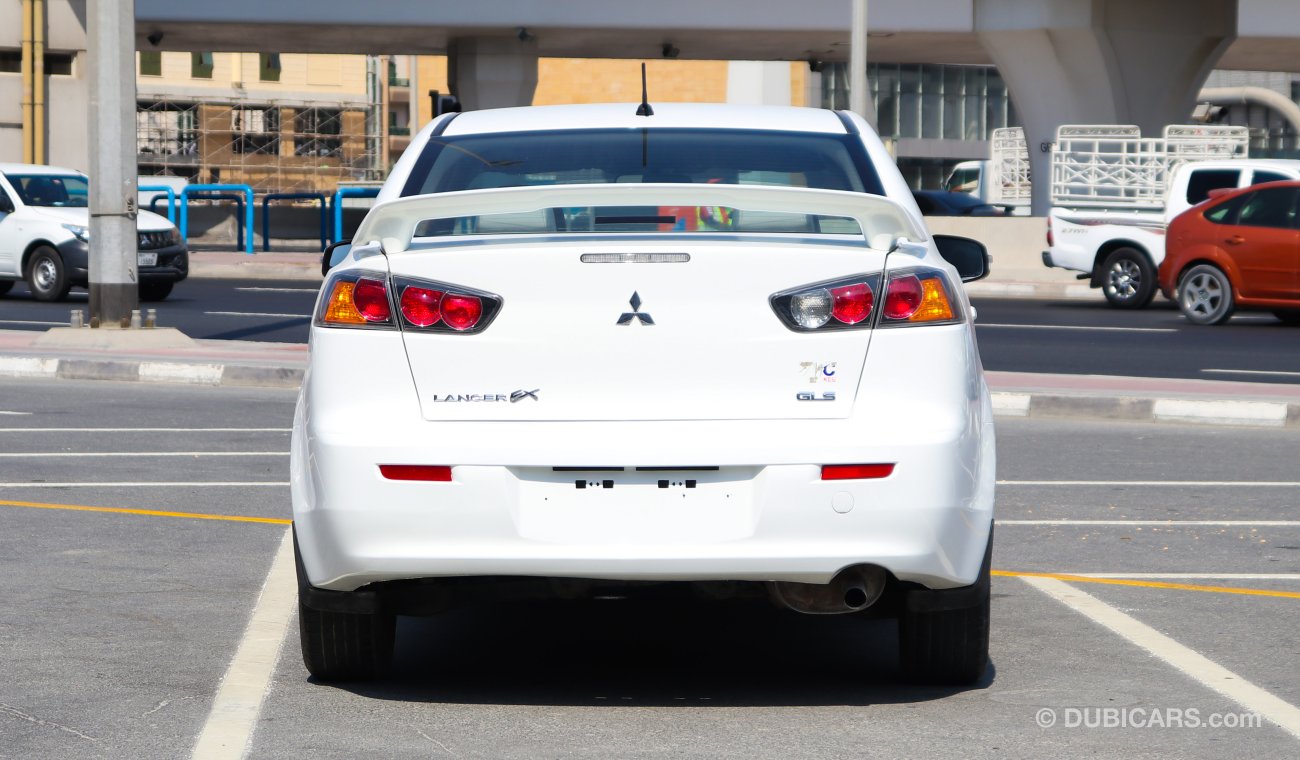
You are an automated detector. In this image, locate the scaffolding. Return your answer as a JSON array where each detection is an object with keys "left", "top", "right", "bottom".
[{"left": 135, "top": 82, "right": 384, "bottom": 195}]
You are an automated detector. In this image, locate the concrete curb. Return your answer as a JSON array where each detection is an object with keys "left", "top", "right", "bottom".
[
  {"left": 0, "top": 355, "right": 303, "bottom": 389},
  {"left": 991, "top": 391, "right": 1300, "bottom": 429},
  {"left": 3, "top": 352, "right": 1296, "bottom": 428}
]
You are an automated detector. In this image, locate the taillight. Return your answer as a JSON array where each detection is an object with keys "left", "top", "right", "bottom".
[
  {"left": 391, "top": 276, "right": 502, "bottom": 334},
  {"left": 400, "top": 286, "right": 443, "bottom": 327},
  {"left": 822, "top": 463, "right": 895, "bottom": 480},
  {"left": 880, "top": 269, "right": 958, "bottom": 326},
  {"left": 771, "top": 274, "right": 882, "bottom": 332},
  {"left": 1046, "top": 217, "right": 1053, "bottom": 247},
  {"left": 380, "top": 465, "right": 452, "bottom": 481},
  {"left": 319, "top": 271, "right": 394, "bottom": 327}
]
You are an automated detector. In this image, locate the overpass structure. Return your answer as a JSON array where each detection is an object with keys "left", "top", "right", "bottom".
[{"left": 127, "top": 0, "right": 1300, "bottom": 214}]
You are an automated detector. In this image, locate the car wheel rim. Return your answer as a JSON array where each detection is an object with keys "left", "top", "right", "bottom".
[
  {"left": 1182, "top": 272, "right": 1223, "bottom": 317},
  {"left": 33, "top": 259, "right": 56, "bottom": 291},
  {"left": 1106, "top": 259, "right": 1140, "bottom": 299}
]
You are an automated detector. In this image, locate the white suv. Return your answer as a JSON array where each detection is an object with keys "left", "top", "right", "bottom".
[{"left": 0, "top": 163, "right": 187, "bottom": 302}]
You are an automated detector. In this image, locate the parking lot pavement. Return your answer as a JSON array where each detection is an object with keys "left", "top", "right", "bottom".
[{"left": 0, "top": 381, "right": 1297, "bottom": 758}]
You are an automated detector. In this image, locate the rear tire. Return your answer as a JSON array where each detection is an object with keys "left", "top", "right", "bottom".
[
  {"left": 295, "top": 535, "right": 395, "bottom": 681},
  {"left": 1273, "top": 309, "right": 1300, "bottom": 325},
  {"left": 1177, "top": 264, "right": 1235, "bottom": 325},
  {"left": 298, "top": 602, "right": 396, "bottom": 682},
  {"left": 25, "top": 245, "right": 70, "bottom": 302},
  {"left": 898, "top": 540, "right": 991, "bottom": 685},
  {"left": 139, "top": 281, "right": 174, "bottom": 302},
  {"left": 1099, "top": 248, "right": 1157, "bottom": 309}
]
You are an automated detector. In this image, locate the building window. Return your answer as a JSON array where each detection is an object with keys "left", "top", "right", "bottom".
[
  {"left": 140, "top": 51, "right": 162, "bottom": 77},
  {"left": 232, "top": 107, "right": 280, "bottom": 155},
  {"left": 191, "top": 52, "right": 213, "bottom": 79},
  {"left": 295, "top": 108, "right": 342, "bottom": 157},
  {"left": 259, "top": 53, "right": 281, "bottom": 83},
  {"left": 137, "top": 104, "right": 198, "bottom": 158},
  {"left": 0, "top": 50, "right": 73, "bottom": 75}
]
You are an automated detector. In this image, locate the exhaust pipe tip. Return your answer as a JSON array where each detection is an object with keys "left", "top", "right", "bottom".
[{"left": 769, "top": 564, "right": 887, "bottom": 615}]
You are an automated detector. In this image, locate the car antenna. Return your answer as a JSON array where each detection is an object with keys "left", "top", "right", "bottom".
[{"left": 636, "top": 62, "right": 654, "bottom": 117}]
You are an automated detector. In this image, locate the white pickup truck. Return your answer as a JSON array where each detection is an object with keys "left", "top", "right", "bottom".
[{"left": 1042, "top": 125, "right": 1300, "bottom": 308}]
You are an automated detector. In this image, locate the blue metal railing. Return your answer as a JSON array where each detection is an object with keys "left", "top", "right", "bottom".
[
  {"left": 329, "top": 187, "right": 381, "bottom": 245},
  {"left": 139, "top": 185, "right": 178, "bottom": 224},
  {"left": 179, "top": 184, "right": 256, "bottom": 255},
  {"left": 261, "top": 193, "right": 328, "bottom": 252}
]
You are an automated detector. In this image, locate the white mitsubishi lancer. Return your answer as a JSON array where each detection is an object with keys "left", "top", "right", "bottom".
[{"left": 292, "top": 103, "right": 996, "bottom": 684}]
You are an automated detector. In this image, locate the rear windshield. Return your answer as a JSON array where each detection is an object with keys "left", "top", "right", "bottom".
[{"left": 400, "top": 128, "right": 884, "bottom": 198}]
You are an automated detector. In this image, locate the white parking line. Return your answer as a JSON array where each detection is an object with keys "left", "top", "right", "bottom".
[
  {"left": 977, "top": 323, "right": 1176, "bottom": 333},
  {"left": 0, "top": 481, "right": 289, "bottom": 487},
  {"left": 204, "top": 311, "right": 313, "bottom": 319},
  {"left": 191, "top": 529, "right": 296, "bottom": 760},
  {"left": 0, "top": 428, "right": 290, "bottom": 433},
  {"left": 997, "top": 520, "right": 1300, "bottom": 527},
  {"left": 0, "top": 411, "right": 32, "bottom": 416},
  {"left": 235, "top": 287, "right": 319, "bottom": 293},
  {"left": 1024, "top": 576, "right": 1300, "bottom": 740},
  {"left": 0, "top": 452, "right": 288, "bottom": 458},
  {"left": 998, "top": 480, "right": 1300, "bottom": 487},
  {"left": 1202, "top": 369, "right": 1300, "bottom": 378}
]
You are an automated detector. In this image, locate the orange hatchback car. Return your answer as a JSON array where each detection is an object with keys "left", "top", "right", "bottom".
[{"left": 1160, "top": 181, "right": 1300, "bottom": 325}]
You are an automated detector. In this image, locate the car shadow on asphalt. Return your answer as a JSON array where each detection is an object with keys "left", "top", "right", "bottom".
[{"left": 321, "top": 596, "right": 994, "bottom": 706}]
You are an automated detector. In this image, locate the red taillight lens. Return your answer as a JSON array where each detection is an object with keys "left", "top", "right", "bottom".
[
  {"left": 1046, "top": 217, "right": 1054, "bottom": 247},
  {"left": 352, "top": 277, "right": 391, "bottom": 322},
  {"left": 400, "top": 286, "right": 443, "bottom": 327},
  {"left": 883, "top": 274, "right": 923, "bottom": 320},
  {"left": 379, "top": 465, "right": 452, "bottom": 481},
  {"left": 441, "top": 294, "right": 483, "bottom": 331},
  {"left": 821, "top": 463, "right": 895, "bottom": 480},
  {"left": 830, "top": 282, "right": 873, "bottom": 325}
]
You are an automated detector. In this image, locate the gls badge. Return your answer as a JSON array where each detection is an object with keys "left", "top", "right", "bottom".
[{"left": 797, "top": 391, "right": 836, "bottom": 402}]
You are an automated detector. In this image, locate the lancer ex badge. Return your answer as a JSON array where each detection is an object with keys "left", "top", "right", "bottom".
[{"left": 617, "top": 291, "right": 655, "bottom": 325}]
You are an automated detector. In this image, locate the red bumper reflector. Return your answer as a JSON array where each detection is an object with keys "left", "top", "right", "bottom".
[
  {"left": 379, "top": 465, "right": 452, "bottom": 482},
  {"left": 821, "top": 463, "right": 895, "bottom": 480}
]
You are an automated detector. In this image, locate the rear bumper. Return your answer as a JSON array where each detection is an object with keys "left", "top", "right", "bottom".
[{"left": 292, "top": 321, "right": 995, "bottom": 595}]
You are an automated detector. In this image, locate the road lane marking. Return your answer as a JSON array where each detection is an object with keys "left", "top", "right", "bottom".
[
  {"left": 1202, "top": 369, "right": 1300, "bottom": 378},
  {"left": 204, "top": 311, "right": 312, "bottom": 319},
  {"left": 0, "top": 411, "right": 32, "bottom": 416},
  {"left": 0, "top": 481, "right": 289, "bottom": 488},
  {"left": 0, "top": 427, "right": 290, "bottom": 433},
  {"left": 1022, "top": 576, "right": 1300, "bottom": 739},
  {"left": 977, "top": 323, "right": 1176, "bottom": 333},
  {"left": 0, "top": 451, "right": 289, "bottom": 458},
  {"left": 235, "top": 287, "right": 319, "bottom": 293},
  {"left": 999, "top": 571, "right": 1300, "bottom": 600},
  {"left": 1076, "top": 574, "right": 1300, "bottom": 580},
  {"left": 191, "top": 529, "right": 296, "bottom": 760},
  {"left": 998, "top": 519, "right": 1300, "bottom": 526},
  {"left": 997, "top": 480, "right": 1300, "bottom": 487},
  {"left": 0, "top": 498, "right": 290, "bottom": 524}
]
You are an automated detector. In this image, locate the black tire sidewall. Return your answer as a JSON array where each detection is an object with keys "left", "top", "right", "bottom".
[
  {"left": 26, "top": 246, "right": 69, "bottom": 302},
  {"left": 1100, "top": 248, "right": 1156, "bottom": 309},
  {"left": 1177, "top": 265, "right": 1234, "bottom": 325}
]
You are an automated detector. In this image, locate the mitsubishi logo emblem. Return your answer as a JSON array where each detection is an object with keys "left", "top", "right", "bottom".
[{"left": 617, "top": 291, "right": 655, "bottom": 325}]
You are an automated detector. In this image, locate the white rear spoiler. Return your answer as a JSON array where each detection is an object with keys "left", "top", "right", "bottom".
[{"left": 351, "top": 183, "right": 927, "bottom": 254}]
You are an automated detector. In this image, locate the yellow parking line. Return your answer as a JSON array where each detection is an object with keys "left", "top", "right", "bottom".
[
  {"left": 994, "top": 570, "right": 1300, "bottom": 600},
  {"left": 0, "top": 498, "right": 291, "bottom": 525}
]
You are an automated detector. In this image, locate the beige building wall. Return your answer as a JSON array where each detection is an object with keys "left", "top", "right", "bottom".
[
  {"left": 0, "top": 0, "right": 89, "bottom": 171},
  {"left": 137, "top": 52, "right": 368, "bottom": 100}
]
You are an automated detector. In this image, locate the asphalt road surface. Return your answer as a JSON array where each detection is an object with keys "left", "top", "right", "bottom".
[
  {"left": 1, "top": 279, "right": 1299, "bottom": 381},
  {"left": 1, "top": 378, "right": 1297, "bottom": 758}
]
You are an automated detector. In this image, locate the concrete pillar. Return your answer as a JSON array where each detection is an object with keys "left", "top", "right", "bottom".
[
  {"left": 975, "top": 0, "right": 1237, "bottom": 214},
  {"left": 448, "top": 36, "right": 538, "bottom": 111},
  {"left": 87, "top": 0, "right": 138, "bottom": 326}
]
